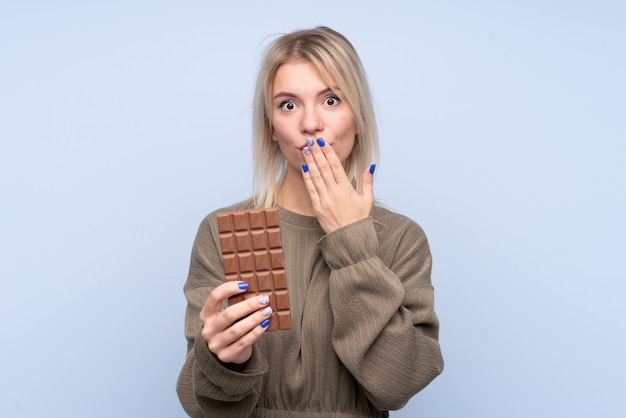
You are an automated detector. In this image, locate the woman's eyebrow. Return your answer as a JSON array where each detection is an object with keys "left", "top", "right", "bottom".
[
  {"left": 317, "top": 87, "right": 336, "bottom": 97},
  {"left": 273, "top": 91, "right": 296, "bottom": 100},
  {"left": 273, "top": 87, "right": 338, "bottom": 101}
]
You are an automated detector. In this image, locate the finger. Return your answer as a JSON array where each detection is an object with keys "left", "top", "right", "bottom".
[
  {"left": 301, "top": 161, "right": 322, "bottom": 206},
  {"left": 306, "top": 138, "right": 336, "bottom": 185},
  {"left": 200, "top": 281, "right": 250, "bottom": 320},
  {"left": 360, "top": 164, "right": 376, "bottom": 204},
  {"left": 302, "top": 138, "right": 334, "bottom": 185},
  {"left": 314, "top": 137, "right": 351, "bottom": 187},
  {"left": 205, "top": 294, "right": 270, "bottom": 334},
  {"left": 207, "top": 302, "right": 273, "bottom": 354},
  {"left": 302, "top": 144, "right": 328, "bottom": 196},
  {"left": 211, "top": 312, "right": 272, "bottom": 363}
]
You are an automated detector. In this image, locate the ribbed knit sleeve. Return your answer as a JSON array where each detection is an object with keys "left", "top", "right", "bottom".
[
  {"left": 319, "top": 210, "right": 444, "bottom": 411},
  {"left": 176, "top": 210, "right": 268, "bottom": 417}
]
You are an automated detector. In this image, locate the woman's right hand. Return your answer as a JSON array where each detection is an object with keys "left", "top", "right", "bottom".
[{"left": 199, "top": 281, "right": 272, "bottom": 365}]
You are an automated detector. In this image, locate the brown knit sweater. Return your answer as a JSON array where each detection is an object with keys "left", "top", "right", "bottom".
[{"left": 176, "top": 204, "right": 444, "bottom": 417}]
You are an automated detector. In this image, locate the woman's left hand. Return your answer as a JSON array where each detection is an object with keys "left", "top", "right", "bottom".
[{"left": 301, "top": 137, "right": 375, "bottom": 234}]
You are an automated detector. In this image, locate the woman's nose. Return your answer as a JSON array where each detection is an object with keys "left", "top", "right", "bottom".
[{"left": 300, "top": 106, "right": 323, "bottom": 135}]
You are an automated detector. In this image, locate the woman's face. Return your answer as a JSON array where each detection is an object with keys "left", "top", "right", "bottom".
[{"left": 271, "top": 60, "right": 357, "bottom": 172}]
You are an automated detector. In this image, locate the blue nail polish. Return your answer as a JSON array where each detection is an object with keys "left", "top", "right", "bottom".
[
  {"left": 263, "top": 307, "right": 273, "bottom": 317},
  {"left": 316, "top": 137, "right": 325, "bottom": 147},
  {"left": 302, "top": 164, "right": 309, "bottom": 173},
  {"left": 303, "top": 146, "right": 311, "bottom": 155},
  {"left": 261, "top": 318, "right": 270, "bottom": 328},
  {"left": 238, "top": 282, "right": 249, "bottom": 290},
  {"left": 306, "top": 138, "right": 315, "bottom": 146},
  {"left": 369, "top": 164, "right": 376, "bottom": 174},
  {"left": 260, "top": 295, "right": 269, "bottom": 305}
]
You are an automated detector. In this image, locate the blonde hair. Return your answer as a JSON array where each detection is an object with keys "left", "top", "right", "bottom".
[{"left": 251, "top": 26, "right": 379, "bottom": 209}]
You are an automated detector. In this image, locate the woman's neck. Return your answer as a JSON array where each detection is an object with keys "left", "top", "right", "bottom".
[{"left": 276, "top": 171, "right": 316, "bottom": 216}]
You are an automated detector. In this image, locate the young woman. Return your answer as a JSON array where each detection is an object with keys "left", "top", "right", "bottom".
[{"left": 177, "top": 26, "right": 444, "bottom": 418}]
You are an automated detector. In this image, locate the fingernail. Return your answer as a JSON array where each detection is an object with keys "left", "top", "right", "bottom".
[
  {"left": 369, "top": 163, "right": 376, "bottom": 174},
  {"left": 303, "top": 146, "right": 311, "bottom": 155},
  {"left": 316, "top": 137, "right": 325, "bottom": 147},
  {"left": 263, "top": 307, "right": 273, "bottom": 317},
  {"left": 260, "top": 294, "right": 269, "bottom": 305},
  {"left": 302, "top": 164, "right": 309, "bottom": 173},
  {"left": 238, "top": 282, "right": 249, "bottom": 290},
  {"left": 306, "top": 138, "right": 315, "bottom": 146},
  {"left": 261, "top": 318, "right": 270, "bottom": 328}
]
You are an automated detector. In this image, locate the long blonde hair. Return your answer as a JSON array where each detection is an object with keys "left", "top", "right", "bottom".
[{"left": 251, "top": 26, "right": 379, "bottom": 208}]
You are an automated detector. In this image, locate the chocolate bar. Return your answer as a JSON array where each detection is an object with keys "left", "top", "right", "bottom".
[{"left": 216, "top": 208, "right": 291, "bottom": 331}]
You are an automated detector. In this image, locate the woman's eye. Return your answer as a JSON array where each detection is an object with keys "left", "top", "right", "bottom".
[
  {"left": 279, "top": 101, "right": 296, "bottom": 111},
  {"left": 324, "top": 95, "right": 341, "bottom": 106}
]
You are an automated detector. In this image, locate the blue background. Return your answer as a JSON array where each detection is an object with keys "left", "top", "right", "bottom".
[{"left": 1, "top": 1, "right": 625, "bottom": 417}]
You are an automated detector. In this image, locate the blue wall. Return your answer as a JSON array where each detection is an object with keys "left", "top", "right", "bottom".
[{"left": 1, "top": 1, "right": 624, "bottom": 416}]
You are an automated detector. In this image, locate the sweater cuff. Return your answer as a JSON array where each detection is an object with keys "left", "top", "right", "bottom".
[
  {"left": 318, "top": 217, "right": 379, "bottom": 269},
  {"left": 193, "top": 332, "right": 267, "bottom": 397}
]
